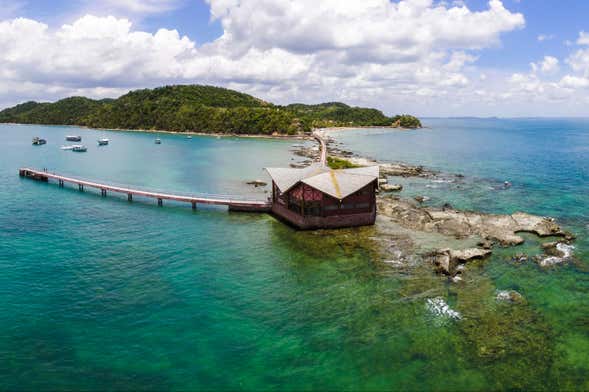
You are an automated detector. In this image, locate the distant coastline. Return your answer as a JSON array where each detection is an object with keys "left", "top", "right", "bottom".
[{"left": 2, "top": 121, "right": 420, "bottom": 140}]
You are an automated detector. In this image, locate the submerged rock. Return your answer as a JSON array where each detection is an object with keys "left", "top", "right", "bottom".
[
  {"left": 496, "top": 290, "right": 525, "bottom": 304},
  {"left": 511, "top": 253, "right": 528, "bottom": 263},
  {"left": 384, "top": 259, "right": 405, "bottom": 268}
]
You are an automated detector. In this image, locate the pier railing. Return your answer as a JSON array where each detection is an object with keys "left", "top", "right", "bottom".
[{"left": 19, "top": 168, "right": 271, "bottom": 212}]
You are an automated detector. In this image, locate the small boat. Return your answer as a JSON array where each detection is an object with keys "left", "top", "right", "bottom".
[
  {"left": 66, "top": 135, "right": 82, "bottom": 142},
  {"left": 155, "top": 138, "right": 162, "bottom": 144},
  {"left": 187, "top": 136, "right": 193, "bottom": 139},
  {"left": 32, "top": 137, "right": 47, "bottom": 145},
  {"left": 61, "top": 145, "right": 75, "bottom": 150},
  {"left": 72, "top": 145, "right": 87, "bottom": 152},
  {"left": 97, "top": 138, "right": 109, "bottom": 146}
]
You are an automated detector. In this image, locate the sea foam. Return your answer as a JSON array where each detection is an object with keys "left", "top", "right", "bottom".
[
  {"left": 539, "top": 243, "right": 575, "bottom": 267},
  {"left": 426, "top": 297, "right": 462, "bottom": 320}
]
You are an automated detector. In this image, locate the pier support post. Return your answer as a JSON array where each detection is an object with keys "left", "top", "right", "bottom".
[
  {"left": 192, "top": 202, "right": 197, "bottom": 210},
  {"left": 128, "top": 194, "right": 133, "bottom": 202},
  {"left": 78, "top": 184, "right": 84, "bottom": 192},
  {"left": 59, "top": 180, "right": 64, "bottom": 187},
  {"left": 158, "top": 198, "right": 163, "bottom": 207},
  {"left": 101, "top": 189, "right": 106, "bottom": 197}
]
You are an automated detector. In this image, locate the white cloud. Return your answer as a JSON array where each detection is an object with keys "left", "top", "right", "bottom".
[
  {"left": 566, "top": 47, "right": 589, "bottom": 76},
  {"left": 0, "top": 1, "right": 538, "bottom": 116},
  {"left": 530, "top": 56, "right": 559, "bottom": 74},
  {"left": 85, "top": 0, "right": 185, "bottom": 15},
  {"left": 207, "top": 0, "right": 524, "bottom": 57},
  {"left": 537, "top": 34, "right": 554, "bottom": 42},
  {"left": 560, "top": 75, "right": 589, "bottom": 89},
  {"left": 577, "top": 31, "right": 589, "bottom": 46}
]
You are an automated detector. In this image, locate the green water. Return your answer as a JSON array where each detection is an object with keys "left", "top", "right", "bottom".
[{"left": 1, "top": 122, "right": 588, "bottom": 390}]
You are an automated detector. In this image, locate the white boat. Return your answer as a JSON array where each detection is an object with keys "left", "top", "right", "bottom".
[
  {"left": 66, "top": 135, "right": 82, "bottom": 142},
  {"left": 187, "top": 136, "right": 193, "bottom": 139},
  {"left": 98, "top": 138, "right": 109, "bottom": 146},
  {"left": 155, "top": 138, "right": 162, "bottom": 144},
  {"left": 72, "top": 145, "right": 87, "bottom": 152},
  {"left": 61, "top": 145, "right": 75, "bottom": 150}
]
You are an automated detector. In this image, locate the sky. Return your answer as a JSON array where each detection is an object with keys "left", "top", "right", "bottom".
[{"left": 1, "top": 0, "right": 589, "bottom": 117}]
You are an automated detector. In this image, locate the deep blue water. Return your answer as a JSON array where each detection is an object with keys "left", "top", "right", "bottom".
[
  {"left": 1, "top": 121, "right": 588, "bottom": 390},
  {"left": 333, "top": 118, "right": 588, "bottom": 229}
]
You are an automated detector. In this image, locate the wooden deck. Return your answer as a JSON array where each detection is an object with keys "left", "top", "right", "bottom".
[
  {"left": 19, "top": 168, "right": 271, "bottom": 212},
  {"left": 313, "top": 131, "right": 327, "bottom": 166}
]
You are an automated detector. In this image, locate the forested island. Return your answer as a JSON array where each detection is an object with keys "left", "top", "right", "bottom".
[{"left": 0, "top": 85, "right": 421, "bottom": 135}]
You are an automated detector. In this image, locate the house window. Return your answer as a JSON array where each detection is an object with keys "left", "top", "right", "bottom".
[{"left": 304, "top": 201, "right": 322, "bottom": 216}]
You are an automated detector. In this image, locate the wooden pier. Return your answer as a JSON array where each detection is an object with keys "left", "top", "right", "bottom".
[{"left": 19, "top": 168, "right": 271, "bottom": 212}]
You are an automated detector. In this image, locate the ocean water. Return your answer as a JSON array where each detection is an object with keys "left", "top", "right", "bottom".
[{"left": 1, "top": 121, "right": 588, "bottom": 390}]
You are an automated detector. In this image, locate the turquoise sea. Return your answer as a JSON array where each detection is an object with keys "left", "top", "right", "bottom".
[{"left": 0, "top": 120, "right": 588, "bottom": 390}]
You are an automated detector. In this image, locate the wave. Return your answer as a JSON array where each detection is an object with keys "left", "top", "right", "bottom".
[{"left": 426, "top": 297, "right": 461, "bottom": 320}]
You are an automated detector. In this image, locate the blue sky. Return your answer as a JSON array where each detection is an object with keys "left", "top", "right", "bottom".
[{"left": 1, "top": 0, "right": 589, "bottom": 116}]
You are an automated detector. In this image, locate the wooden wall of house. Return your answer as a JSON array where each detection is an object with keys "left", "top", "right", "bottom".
[{"left": 273, "top": 180, "right": 376, "bottom": 218}]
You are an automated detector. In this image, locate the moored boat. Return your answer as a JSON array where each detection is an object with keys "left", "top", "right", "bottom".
[
  {"left": 66, "top": 135, "right": 82, "bottom": 142},
  {"left": 97, "top": 138, "right": 109, "bottom": 146},
  {"left": 72, "top": 145, "right": 87, "bottom": 152},
  {"left": 32, "top": 137, "right": 47, "bottom": 145},
  {"left": 155, "top": 138, "right": 162, "bottom": 144}
]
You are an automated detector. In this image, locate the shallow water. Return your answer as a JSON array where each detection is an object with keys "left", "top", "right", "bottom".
[{"left": 1, "top": 121, "right": 588, "bottom": 390}]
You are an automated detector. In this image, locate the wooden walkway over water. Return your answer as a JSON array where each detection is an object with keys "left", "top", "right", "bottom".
[
  {"left": 19, "top": 132, "right": 329, "bottom": 213},
  {"left": 19, "top": 168, "right": 271, "bottom": 212}
]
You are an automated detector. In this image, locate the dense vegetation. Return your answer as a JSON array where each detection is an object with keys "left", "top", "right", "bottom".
[
  {"left": 0, "top": 85, "right": 421, "bottom": 134},
  {"left": 392, "top": 114, "right": 422, "bottom": 128},
  {"left": 326, "top": 156, "right": 360, "bottom": 170}
]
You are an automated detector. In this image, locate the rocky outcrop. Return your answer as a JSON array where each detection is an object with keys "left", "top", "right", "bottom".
[
  {"left": 414, "top": 195, "right": 429, "bottom": 203},
  {"left": 377, "top": 198, "right": 567, "bottom": 246},
  {"left": 381, "top": 184, "right": 403, "bottom": 192},
  {"left": 246, "top": 180, "right": 267, "bottom": 187},
  {"left": 535, "top": 242, "right": 575, "bottom": 267},
  {"left": 430, "top": 248, "right": 492, "bottom": 276}
]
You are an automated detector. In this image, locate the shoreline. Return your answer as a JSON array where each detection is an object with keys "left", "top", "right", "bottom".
[
  {"left": 1, "top": 121, "right": 421, "bottom": 140},
  {"left": 1, "top": 122, "right": 312, "bottom": 141},
  {"left": 319, "top": 125, "right": 421, "bottom": 132}
]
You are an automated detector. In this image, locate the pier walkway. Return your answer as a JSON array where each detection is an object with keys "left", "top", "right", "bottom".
[
  {"left": 313, "top": 131, "right": 327, "bottom": 166},
  {"left": 19, "top": 132, "right": 330, "bottom": 213},
  {"left": 19, "top": 168, "right": 271, "bottom": 212}
]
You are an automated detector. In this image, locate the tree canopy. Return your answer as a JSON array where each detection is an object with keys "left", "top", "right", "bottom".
[{"left": 0, "top": 84, "right": 421, "bottom": 134}]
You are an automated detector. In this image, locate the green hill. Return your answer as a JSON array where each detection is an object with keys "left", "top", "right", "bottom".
[
  {"left": 0, "top": 84, "right": 421, "bottom": 134},
  {"left": 285, "top": 102, "right": 394, "bottom": 127}
]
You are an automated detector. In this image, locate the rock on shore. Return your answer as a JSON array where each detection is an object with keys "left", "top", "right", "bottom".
[
  {"left": 381, "top": 184, "right": 403, "bottom": 192},
  {"left": 377, "top": 198, "right": 566, "bottom": 246},
  {"left": 430, "top": 248, "right": 492, "bottom": 276},
  {"left": 375, "top": 197, "right": 571, "bottom": 278}
]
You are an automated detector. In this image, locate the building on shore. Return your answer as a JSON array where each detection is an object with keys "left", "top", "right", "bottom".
[{"left": 265, "top": 164, "right": 379, "bottom": 229}]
